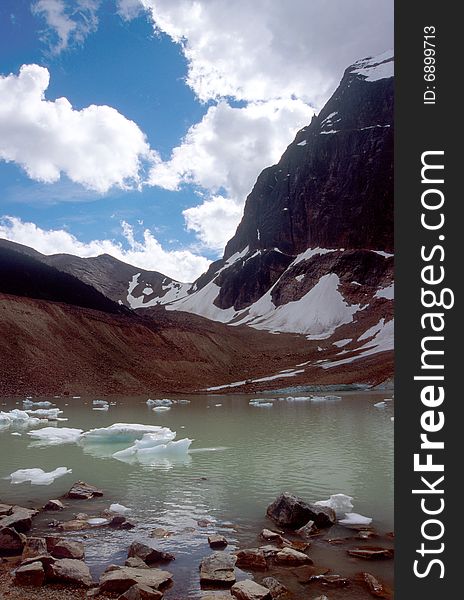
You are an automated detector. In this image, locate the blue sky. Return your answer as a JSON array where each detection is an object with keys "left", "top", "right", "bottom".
[{"left": 0, "top": 0, "right": 393, "bottom": 281}]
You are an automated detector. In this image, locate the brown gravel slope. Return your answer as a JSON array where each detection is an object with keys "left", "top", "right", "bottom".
[{"left": 0, "top": 293, "right": 393, "bottom": 397}]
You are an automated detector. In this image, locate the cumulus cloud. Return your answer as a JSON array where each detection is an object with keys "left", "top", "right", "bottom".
[
  {"left": 0, "top": 216, "right": 209, "bottom": 282},
  {"left": 150, "top": 98, "right": 313, "bottom": 250},
  {"left": 32, "top": 0, "right": 100, "bottom": 53},
  {"left": 132, "top": 0, "right": 393, "bottom": 105},
  {"left": 0, "top": 64, "right": 153, "bottom": 193}
]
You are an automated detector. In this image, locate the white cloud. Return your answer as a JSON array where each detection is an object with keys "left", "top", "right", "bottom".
[
  {"left": 150, "top": 98, "right": 313, "bottom": 250},
  {"left": 0, "top": 64, "right": 153, "bottom": 193},
  {"left": 183, "top": 195, "right": 243, "bottom": 253},
  {"left": 134, "top": 0, "right": 393, "bottom": 105},
  {"left": 32, "top": 0, "right": 100, "bottom": 53},
  {"left": 0, "top": 216, "right": 210, "bottom": 282}
]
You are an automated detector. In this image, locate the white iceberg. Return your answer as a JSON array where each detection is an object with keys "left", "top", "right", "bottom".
[
  {"left": 152, "top": 399, "right": 174, "bottom": 407},
  {"left": 0, "top": 409, "right": 42, "bottom": 428},
  {"left": 28, "top": 427, "right": 83, "bottom": 445},
  {"left": 146, "top": 399, "right": 156, "bottom": 406},
  {"left": 93, "top": 406, "right": 109, "bottom": 411},
  {"left": 315, "top": 493, "right": 354, "bottom": 517},
  {"left": 80, "top": 423, "right": 167, "bottom": 444},
  {"left": 93, "top": 399, "right": 109, "bottom": 406},
  {"left": 152, "top": 406, "right": 171, "bottom": 413},
  {"left": 25, "top": 408, "right": 63, "bottom": 420},
  {"left": 23, "top": 400, "right": 54, "bottom": 407},
  {"left": 9, "top": 466, "right": 72, "bottom": 486},
  {"left": 113, "top": 431, "right": 192, "bottom": 463},
  {"left": 249, "top": 400, "right": 273, "bottom": 408},
  {"left": 374, "top": 401, "right": 386, "bottom": 408},
  {"left": 109, "top": 503, "right": 131, "bottom": 514},
  {"left": 339, "top": 512, "right": 373, "bottom": 526},
  {"left": 87, "top": 517, "right": 109, "bottom": 526}
]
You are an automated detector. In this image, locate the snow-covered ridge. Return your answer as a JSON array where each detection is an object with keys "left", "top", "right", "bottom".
[{"left": 351, "top": 50, "right": 394, "bottom": 82}]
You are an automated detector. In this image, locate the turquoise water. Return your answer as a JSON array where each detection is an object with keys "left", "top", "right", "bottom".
[{"left": 0, "top": 392, "right": 394, "bottom": 598}]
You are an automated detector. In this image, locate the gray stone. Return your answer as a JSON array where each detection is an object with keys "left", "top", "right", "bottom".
[
  {"left": 50, "top": 539, "right": 85, "bottom": 560},
  {"left": 347, "top": 547, "right": 394, "bottom": 560},
  {"left": 14, "top": 561, "right": 45, "bottom": 587},
  {"left": 43, "top": 499, "right": 65, "bottom": 511},
  {"left": 208, "top": 534, "right": 228, "bottom": 549},
  {"left": 295, "top": 520, "right": 317, "bottom": 538},
  {"left": 199, "top": 552, "right": 237, "bottom": 586},
  {"left": 99, "top": 566, "right": 172, "bottom": 594},
  {"left": 128, "top": 541, "right": 175, "bottom": 564},
  {"left": 0, "top": 506, "right": 38, "bottom": 533},
  {"left": 266, "top": 494, "right": 335, "bottom": 529},
  {"left": 231, "top": 580, "right": 272, "bottom": 600},
  {"left": 274, "top": 547, "right": 312, "bottom": 566},
  {"left": 0, "top": 527, "right": 27, "bottom": 554},
  {"left": 235, "top": 549, "right": 267, "bottom": 570},
  {"left": 261, "top": 577, "right": 289, "bottom": 599},
  {"left": 125, "top": 556, "right": 149, "bottom": 569},
  {"left": 48, "top": 558, "right": 93, "bottom": 587},
  {"left": 66, "top": 481, "right": 103, "bottom": 500},
  {"left": 21, "top": 537, "right": 48, "bottom": 561},
  {"left": 119, "top": 583, "right": 163, "bottom": 599},
  {"left": 0, "top": 504, "right": 12, "bottom": 517}
]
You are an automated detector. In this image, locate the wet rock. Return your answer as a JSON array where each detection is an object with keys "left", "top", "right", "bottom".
[
  {"left": 261, "top": 577, "right": 290, "bottom": 599},
  {"left": 347, "top": 547, "right": 394, "bottom": 560},
  {"left": 58, "top": 519, "right": 90, "bottom": 531},
  {"left": 50, "top": 539, "right": 85, "bottom": 560},
  {"left": 274, "top": 547, "right": 312, "bottom": 566},
  {"left": 22, "top": 537, "right": 48, "bottom": 560},
  {"left": 75, "top": 513, "right": 90, "bottom": 520},
  {"left": 125, "top": 556, "right": 149, "bottom": 569},
  {"left": 66, "top": 481, "right": 104, "bottom": 500},
  {"left": 128, "top": 541, "right": 175, "bottom": 564},
  {"left": 99, "top": 566, "right": 172, "bottom": 594},
  {"left": 235, "top": 549, "right": 267, "bottom": 570},
  {"left": 0, "top": 527, "right": 27, "bottom": 554},
  {"left": 110, "top": 515, "right": 135, "bottom": 529},
  {"left": 150, "top": 528, "right": 173, "bottom": 538},
  {"left": 295, "top": 520, "right": 317, "bottom": 537},
  {"left": 266, "top": 494, "right": 335, "bottom": 529},
  {"left": 47, "top": 520, "right": 61, "bottom": 528},
  {"left": 260, "top": 529, "right": 284, "bottom": 543},
  {"left": 48, "top": 558, "right": 93, "bottom": 587},
  {"left": 209, "top": 534, "right": 228, "bottom": 549},
  {"left": 357, "top": 572, "right": 392, "bottom": 598},
  {"left": 284, "top": 539, "right": 310, "bottom": 553},
  {"left": 43, "top": 499, "right": 65, "bottom": 511},
  {"left": 14, "top": 561, "right": 45, "bottom": 587},
  {"left": 0, "top": 506, "right": 38, "bottom": 533},
  {"left": 0, "top": 504, "right": 12, "bottom": 517},
  {"left": 198, "top": 519, "right": 213, "bottom": 528},
  {"left": 200, "top": 552, "right": 237, "bottom": 586},
  {"left": 231, "top": 579, "right": 272, "bottom": 600},
  {"left": 119, "top": 583, "right": 163, "bottom": 599},
  {"left": 356, "top": 530, "right": 377, "bottom": 540},
  {"left": 307, "top": 574, "right": 350, "bottom": 588},
  {"left": 291, "top": 566, "right": 331, "bottom": 584},
  {"left": 202, "top": 595, "right": 233, "bottom": 600}
]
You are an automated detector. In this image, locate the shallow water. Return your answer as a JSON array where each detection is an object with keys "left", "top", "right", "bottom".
[{"left": 0, "top": 391, "right": 394, "bottom": 598}]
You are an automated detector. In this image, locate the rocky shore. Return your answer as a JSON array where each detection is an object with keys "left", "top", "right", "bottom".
[{"left": 1, "top": 487, "right": 394, "bottom": 600}]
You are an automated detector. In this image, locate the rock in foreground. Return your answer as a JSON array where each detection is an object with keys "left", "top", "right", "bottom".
[
  {"left": 48, "top": 558, "right": 93, "bottom": 587},
  {"left": 200, "top": 552, "right": 237, "bottom": 586},
  {"left": 66, "top": 481, "right": 103, "bottom": 500},
  {"left": 266, "top": 494, "right": 335, "bottom": 529},
  {"left": 99, "top": 566, "right": 172, "bottom": 594},
  {"left": 128, "top": 541, "right": 175, "bottom": 563},
  {"left": 14, "top": 561, "right": 45, "bottom": 587},
  {"left": 231, "top": 579, "right": 272, "bottom": 600}
]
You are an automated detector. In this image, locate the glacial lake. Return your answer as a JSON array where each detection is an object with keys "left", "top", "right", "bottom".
[{"left": 0, "top": 392, "right": 394, "bottom": 598}]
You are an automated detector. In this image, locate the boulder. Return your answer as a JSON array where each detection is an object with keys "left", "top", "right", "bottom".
[
  {"left": 66, "top": 481, "right": 103, "bottom": 500},
  {"left": 347, "top": 547, "right": 394, "bottom": 560},
  {"left": 209, "top": 534, "right": 228, "bottom": 549},
  {"left": 128, "top": 541, "right": 175, "bottom": 564},
  {"left": 260, "top": 529, "right": 284, "bottom": 543},
  {"left": 22, "top": 538, "right": 48, "bottom": 562},
  {"left": 44, "top": 499, "right": 65, "bottom": 511},
  {"left": 0, "top": 506, "right": 38, "bottom": 533},
  {"left": 14, "top": 561, "right": 45, "bottom": 587},
  {"left": 235, "top": 549, "right": 267, "bottom": 570},
  {"left": 199, "top": 552, "right": 237, "bottom": 586},
  {"left": 266, "top": 494, "right": 335, "bottom": 529},
  {"left": 0, "top": 504, "right": 12, "bottom": 516},
  {"left": 21, "top": 554, "right": 56, "bottom": 570},
  {"left": 274, "top": 547, "right": 312, "bottom": 566},
  {"left": 119, "top": 583, "right": 164, "bottom": 599},
  {"left": 51, "top": 539, "right": 85, "bottom": 560},
  {"left": 0, "top": 527, "right": 27, "bottom": 554},
  {"left": 261, "top": 577, "right": 290, "bottom": 599},
  {"left": 231, "top": 580, "right": 272, "bottom": 600},
  {"left": 125, "top": 557, "right": 148, "bottom": 569},
  {"left": 48, "top": 558, "right": 93, "bottom": 587},
  {"left": 99, "top": 566, "right": 172, "bottom": 594}
]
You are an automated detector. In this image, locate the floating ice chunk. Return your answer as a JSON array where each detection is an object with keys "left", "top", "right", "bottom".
[
  {"left": 146, "top": 399, "right": 156, "bottom": 406},
  {"left": 88, "top": 518, "right": 109, "bottom": 526},
  {"left": 178, "top": 400, "right": 191, "bottom": 405},
  {"left": 28, "top": 427, "right": 83, "bottom": 445},
  {"left": 23, "top": 400, "right": 54, "bottom": 407},
  {"left": 284, "top": 396, "right": 311, "bottom": 402},
  {"left": 153, "top": 406, "right": 171, "bottom": 413},
  {"left": 80, "top": 423, "right": 165, "bottom": 444},
  {"left": 152, "top": 399, "right": 173, "bottom": 407},
  {"left": 391, "top": 416, "right": 394, "bottom": 422},
  {"left": 249, "top": 401, "right": 273, "bottom": 408},
  {"left": 25, "top": 408, "right": 63, "bottom": 420},
  {"left": 113, "top": 434, "right": 192, "bottom": 463},
  {"left": 93, "top": 406, "right": 109, "bottom": 411},
  {"left": 297, "top": 139, "right": 307, "bottom": 146},
  {"left": 72, "top": 396, "right": 81, "bottom": 399},
  {"left": 109, "top": 503, "right": 131, "bottom": 514},
  {"left": 11, "top": 432, "right": 21, "bottom": 436},
  {"left": 93, "top": 400, "right": 108, "bottom": 406},
  {"left": 315, "top": 493, "right": 354, "bottom": 517},
  {"left": 374, "top": 401, "right": 386, "bottom": 408},
  {"left": 215, "top": 404, "right": 223, "bottom": 407},
  {"left": 339, "top": 512, "right": 373, "bottom": 526},
  {"left": 0, "top": 409, "right": 42, "bottom": 428},
  {"left": 9, "top": 466, "right": 71, "bottom": 486}
]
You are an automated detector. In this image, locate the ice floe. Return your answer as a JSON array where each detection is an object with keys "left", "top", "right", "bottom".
[
  {"left": 339, "top": 512, "right": 373, "bottom": 526},
  {"left": 249, "top": 400, "right": 274, "bottom": 408},
  {"left": 315, "top": 493, "right": 354, "bottom": 517},
  {"left": 25, "top": 408, "right": 63, "bottom": 420},
  {"left": 28, "top": 427, "right": 83, "bottom": 445},
  {"left": 80, "top": 423, "right": 171, "bottom": 444},
  {"left": 0, "top": 409, "right": 42, "bottom": 429},
  {"left": 92, "top": 400, "right": 109, "bottom": 407},
  {"left": 109, "top": 503, "right": 131, "bottom": 514},
  {"left": 8, "top": 466, "right": 71, "bottom": 486},
  {"left": 153, "top": 406, "right": 171, "bottom": 413},
  {"left": 113, "top": 431, "right": 192, "bottom": 464}
]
